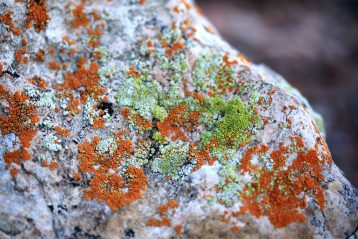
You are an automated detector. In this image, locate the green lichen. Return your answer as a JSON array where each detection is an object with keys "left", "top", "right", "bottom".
[
  {"left": 152, "top": 131, "right": 163, "bottom": 141},
  {"left": 192, "top": 52, "right": 223, "bottom": 92},
  {"left": 96, "top": 137, "right": 117, "bottom": 155},
  {"left": 115, "top": 74, "right": 162, "bottom": 119},
  {"left": 151, "top": 141, "right": 189, "bottom": 179},
  {"left": 200, "top": 97, "right": 259, "bottom": 152},
  {"left": 40, "top": 134, "right": 62, "bottom": 151},
  {"left": 152, "top": 104, "right": 168, "bottom": 122}
]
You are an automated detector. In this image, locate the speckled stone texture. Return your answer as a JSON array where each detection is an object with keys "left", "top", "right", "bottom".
[{"left": 0, "top": 0, "right": 357, "bottom": 238}]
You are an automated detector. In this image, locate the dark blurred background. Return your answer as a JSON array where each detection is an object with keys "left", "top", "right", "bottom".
[{"left": 196, "top": 0, "right": 358, "bottom": 187}]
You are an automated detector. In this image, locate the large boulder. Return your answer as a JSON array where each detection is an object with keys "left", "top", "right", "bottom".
[{"left": 0, "top": 0, "right": 357, "bottom": 238}]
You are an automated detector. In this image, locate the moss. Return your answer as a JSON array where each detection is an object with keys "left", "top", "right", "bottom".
[{"left": 200, "top": 97, "right": 259, "bottom": 152}]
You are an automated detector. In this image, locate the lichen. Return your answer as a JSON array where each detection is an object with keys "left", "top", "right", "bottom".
[
  {"left": 151, "top": 141, "right": 189, "bottom": 180},
  {"left": 200, "top": 97, "right": 259, "bottom": 152}
]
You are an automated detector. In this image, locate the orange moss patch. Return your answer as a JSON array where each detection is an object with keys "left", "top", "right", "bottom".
[
  {"left": 93, "top": 117, "right": 105, "bottom": 129},
  {"left": 28, "top": 76, "right": 47, "bottom": 89},
  {"left": 10, "top": 168, "right": 19, "bottom": 177},
  {"left": 0, "top": 64, "right": 3, "bottom": 75},
  {"left": 174, "top": 224, "right": 183, "bottom": 234},
  {"left": 49, "top": 161, "right": 58, "bottom": 170},
  {"left": 133, "top": 113, "right": 152, "bottom": 130},
  {"left": 25, "top": 0, "right": 49, "bottom": 32},
  {"left": 237, "top": 137, "right": 329, "bottom": 228},
  {"left": 15, "top": 37, "right": 27, "bottom": 64},
  {"left": 0, "top": 85, "right": 38, "bottom": 174},
  {"left": 158, "top": 199, "right": 179, "bottom": 215},
  {"left": 0, "top": 11, "right": 21, "bottom": 35},
  {"left": 147, "top": 199, "right": 182, "bottom": 231},
  {"left": 49, "top": 45, "right": 56, "bottom": 56},
  {"left": 35, "top": 49, "right": 45, "bottom": 62},
  {"left": 157, "top": 104, "right": 195, "bottom": 141},
  {"left": 147, "top": 217, "right": 172, "bottom": 227},
  {"left": 48, "top": 60, "right": 61, "bottom": 70},
  {"left": 87, "top": 25, "right": 102, "bottom": 48},
  {"left": 54, "top": 126, "right": 71, "bottom": 137},
  {"left": 78, "top": 131, "right": 148, "bottom": 210},
  {"left": 71, "top": 1, "right": 89, "bottom": 28},
  {"left": 126, "top": 66, "right": 141, "bottom": 78},
  {"left": 58, "top": 59, "right": 105, "bottom": 99}
]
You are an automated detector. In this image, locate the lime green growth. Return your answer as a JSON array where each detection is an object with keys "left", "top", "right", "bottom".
[
  {"left": 152, "top": 131, "right": 163, "bottom": 141},
  {"left": 151, "top": 141, "right": 189, "bottom": 179},
  {"left": 152, "top": 105, "right": 168, "bottom": 122},
  {"left": 201, "top": 97, "right": 259, "bottom": 152}
]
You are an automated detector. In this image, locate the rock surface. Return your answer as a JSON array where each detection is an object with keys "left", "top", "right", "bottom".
[{"left": 0, "top": 0, "right": 357, "bottom": 238}]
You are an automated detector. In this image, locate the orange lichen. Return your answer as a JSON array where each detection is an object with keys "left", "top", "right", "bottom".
[
  {"left": 10, "top": 168, "right": 19, "bottom": 177},
  {"left": 0, "top": 11, "right": 21, "bottom": 35},
  {"left": 49, "top": 162, "right": 58, "bottom": 170},
  {"left": 15, "top": 37, "right": 27, "bottom": 64},
  {"left": 58, "top": 59, "right": 105, "bottom": 99},
  {"left": 48, "top": 60, "right": 61, "bottom": 70},
  {"left": 237, "top": 137, "right": 329, "bottom": 228},
  {"left": 174, "top": 224, "right": 183, "bottom": 234},
  {"left": 25, "top": 0, "right": 49, "bottom": 32},
  {"left": 158, "top": 199, "right": 179, "bottom": 215},
  {"left": 71, "top": 1, "right": 89, "bottom": 28},
  {"left": 126, "top": 66, "right": 141, "bottom": 78},
  {"left": 147, "top": 200, "right": 182, "bottom": 231},
  {"left": 138, "top": 0, "right": 146, "bottom": 4},
  {"left": 78, "top": 131, "right": 147, "bottom": 210},
  {"left": 147, "top": 217, "right": 172, "bottom": 227},
  {"left": 35, "top": 49, "right": 45, "bottom": 62},
  {"left": 0, "top": 64, "right": 3, "bottom": 75},
  {"left": 173, "top": 6, "right": 180, "bottom": 13},
  {"left": 28, "top": 76, "right": 47, "bottom": 89},
  {"left": 49, "top": 45, "right": 56, "bottom": 56},
  {"left": 54, "top": 126, "right": 71, "bottom": 137},
  {"left": 93, "top": 117, "right": 105, "bottom": 129},
  {"left": 157, "top": 104, "right": 194, "bottom": 141},
  {"left": 0, "top": 85, "right": 38, "bottom": 174},
  {"left": 92, "top": 10, "right": 101, "bottom": 20},
  {"left": 73, "top": 172, "right": 81, "bottom": 180},
  {"left": 223, "top": 54, "right": 238, "bottom": 66},
  {"left": 133, "top": 113, "right": 152, "bottom": 130},
  {"left": 189, "top": 143, "right": 216, "bottom": 172}
]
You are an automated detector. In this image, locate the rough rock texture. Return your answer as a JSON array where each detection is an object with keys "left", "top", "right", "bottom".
[{"left": 0, "top": 0, "right": 357, "bottom": 238}]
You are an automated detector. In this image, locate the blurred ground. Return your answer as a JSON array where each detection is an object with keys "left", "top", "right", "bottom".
[{"left": 196, "top": 0, "right": 358, "bottom": 187}]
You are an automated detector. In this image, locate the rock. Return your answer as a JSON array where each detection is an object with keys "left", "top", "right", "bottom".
[{"left": 0, "top": 0, "right": 357, "bottom": 238}]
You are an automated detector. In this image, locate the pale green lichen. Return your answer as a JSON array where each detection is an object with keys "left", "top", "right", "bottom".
[
  {"left": 115, "top": 75, "right": 162, "bottom": 119},
  {"left": 151, "top": 141, "right": 189, "bottom": 179},
  {"left": 40, "top": 134, "right": 62, "bottom": 151},
  {"left": 96, "top": 137, "right": 117, "bottom": 155},
  {"left": 192, "top": 52, "right": 223, "bottom": 92},
  {"left": 25, "top": 87, "right": 58, "bottom": 111}
]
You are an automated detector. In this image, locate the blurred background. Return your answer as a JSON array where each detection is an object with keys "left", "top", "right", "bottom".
[{"left": 196, "top": 0, "right": 358, "bottom": 187}]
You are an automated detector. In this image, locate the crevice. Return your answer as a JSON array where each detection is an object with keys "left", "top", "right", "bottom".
[{"left": 346, "top": 225, "right": 358, "bottom": 239}]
